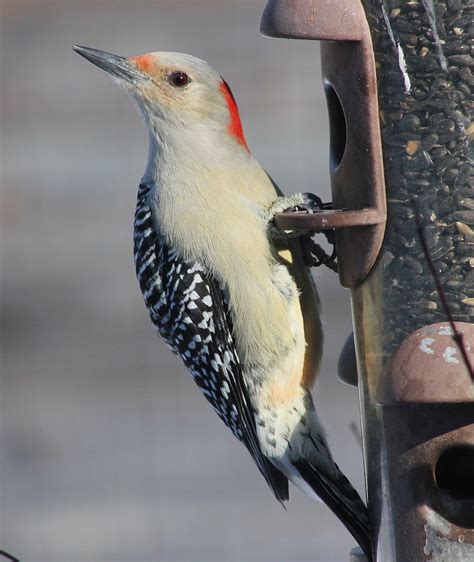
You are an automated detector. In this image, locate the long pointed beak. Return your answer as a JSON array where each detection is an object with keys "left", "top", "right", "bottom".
[{"left": 73, "top": 46, "right": 150, "bottom": 84}]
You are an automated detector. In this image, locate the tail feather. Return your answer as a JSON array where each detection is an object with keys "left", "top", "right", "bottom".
[{"left": 294, "top": 460, "right": 373, "bottom": 562}]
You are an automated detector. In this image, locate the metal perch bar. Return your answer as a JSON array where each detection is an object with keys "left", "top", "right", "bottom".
[{"left": 274, "top": 208, "right": 386, "bottom": 231}]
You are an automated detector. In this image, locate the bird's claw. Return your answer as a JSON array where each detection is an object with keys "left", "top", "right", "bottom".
[
  {"left": 266, "top": 194, "right": 311, "bottom": 241},
  {"left": 282, "top": 192, "right": 332, "bottom": 214}
]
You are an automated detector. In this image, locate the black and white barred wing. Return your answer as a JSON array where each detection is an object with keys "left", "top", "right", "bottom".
[{"left": 134, "top": 190, "right": 288, "bottom": 502}]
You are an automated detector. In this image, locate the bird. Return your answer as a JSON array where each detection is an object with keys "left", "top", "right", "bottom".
[{"left": 73, "top": 45, "right": 373, "bottom": 560}]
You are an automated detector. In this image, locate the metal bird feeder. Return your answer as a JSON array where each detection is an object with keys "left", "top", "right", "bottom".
[{"left": 261, "top": 0, "right": 474, "bottom": 560}]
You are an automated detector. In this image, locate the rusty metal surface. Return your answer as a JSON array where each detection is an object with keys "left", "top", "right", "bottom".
[
  {"left": 260, "top": 0, "right": 365, "bottom": 41},
  {"left": 321, "top": 33, "right": 387, "bottom": 289},
  {"left": 275, "top": 208, "right": 385, "bottom": 231},
  {"left": 381, "top": 407, "right": 474, "bottom": 561},
  {"left": 379, "top": 322, "right": 474, "bottom": 405},
  {"left": 262, "top": 0, "right": 387, "bottom": 288},
  {"left": 378, "top": 322, "right": 474, "bottom": 561}
]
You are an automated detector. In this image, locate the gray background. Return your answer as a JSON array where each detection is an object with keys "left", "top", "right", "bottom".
[{"left": 1, "top": 1, "right": 363, "bottom": 560}]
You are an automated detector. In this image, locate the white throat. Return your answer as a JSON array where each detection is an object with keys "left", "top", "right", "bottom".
[{"left": 140, "top": 110, "right": 248, "bottom": 189}]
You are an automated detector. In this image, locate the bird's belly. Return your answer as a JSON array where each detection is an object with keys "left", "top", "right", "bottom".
[
  {"left": 253, "top": 385, "right": 333, "bottom": 476},
  {"left": 253, "top": 387, "right": 313, "bottom": 460}
]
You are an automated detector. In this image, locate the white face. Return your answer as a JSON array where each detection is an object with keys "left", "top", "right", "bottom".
[
  {"left": 74, "top": 47, "right": 248, "bottom": 150},
  {"left": 127, "top": 52, "right": 227, "bottom": 123}
]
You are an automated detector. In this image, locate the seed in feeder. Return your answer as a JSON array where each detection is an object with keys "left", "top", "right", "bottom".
[
  {"left": 406, "top": 140, "right": 421, "bottom": 155},
  {"left": 456, "top": 242, "right": 474, "bottom": 256},
  {"left": 456, "top": 222, "right": 474, "bottom": 237},
  {"left": 362, "top": 0, "right": 471, "bottom": 350},
  {"left": 446, "top": 110, "right": 469, "bottom": 131},
  {"left": 448, "top": 54, "right": 472, "bottom": 66},
  {"left": 459, "top": 69, "right": 474, "bottom": 88},
  {"left": 446, "top": 279, "right": 463, "bottom": 291},
  {"left": 420, "top": 300, "right": 438, "bottom": 310},
  {"left": 451, "top": 14, "right": 474, "bottom": 28},
  {"left": 454, "top": 211, "right": 474, "bottom": 225},
  {"left": 405, "top": 255, "right": 424, "bottom": 274},
  {"left": 398, "top": 114, "right": 421, "bottom": 132},
  {"left": 430, "top": 239, "right": 454, "bottom": 261},
  {"left": 447, "top": 302, "right": 462, "bottom": 312},
  {"left": 430, "top": 147, "right": 448, "bottom": 159},
  {"left": 382, "top": 251, "right": 395, "bottom": 268},
  {"left": 422, "top": 134, "right": 439, "bottom": 151},
  {"left": 447, "top": 0, "right": 463, "bottom": 10},
  {"left": 435, "top": 119, "right": 456, "bottom": 134}
]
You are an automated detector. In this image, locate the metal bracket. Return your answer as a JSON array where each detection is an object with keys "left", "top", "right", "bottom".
[{"left": 261, "top": 0, "right": 387, "bottom": 288}]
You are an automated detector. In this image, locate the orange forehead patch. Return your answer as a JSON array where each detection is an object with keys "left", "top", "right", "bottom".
[{"left": 131, "top": 54, "right": 155, "bottom": 73}]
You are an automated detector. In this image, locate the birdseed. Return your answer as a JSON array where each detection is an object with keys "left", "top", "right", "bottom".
[{"left": 361, "top": 0, "right": 473, "bottom": 354}]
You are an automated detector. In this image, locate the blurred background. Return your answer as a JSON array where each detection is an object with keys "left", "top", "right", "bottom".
[{"left": 1, "top": 1, "right": 362, "bottom": 560}]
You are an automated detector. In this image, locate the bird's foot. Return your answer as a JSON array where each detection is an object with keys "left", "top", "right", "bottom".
[
  {"left": 267, "top": 193, "right": 308, "bottom": 217},
  {"left": 283, "top": 192, "right": 332, "bottom": 214},
  {"left": 268, "top": 192, "right": 333, "bottom": 215},
  {"left": 267, "top": 193, "right": 328, "bottom": 241}
]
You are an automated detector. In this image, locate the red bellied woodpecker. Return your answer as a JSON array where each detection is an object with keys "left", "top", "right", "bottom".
[{"left": 74, "top": 46, "right": 372, "bottom": 560}]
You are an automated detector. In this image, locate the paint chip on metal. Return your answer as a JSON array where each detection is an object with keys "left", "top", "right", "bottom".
[
  {"left": 420, "top": 337, "right": 435, "bottom": 355},
  {"left": 424, "top": 511, "right": 474, "bottom": 561},
  {"left": 443, "top": 346, "right": 460, "bottom": 365}
]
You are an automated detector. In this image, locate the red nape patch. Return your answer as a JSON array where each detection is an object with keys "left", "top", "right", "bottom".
[{"left": 219, "top": 80, "right": 249, "bottom": 152}]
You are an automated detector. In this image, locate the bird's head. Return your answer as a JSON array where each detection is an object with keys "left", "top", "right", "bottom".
[{"left": 73, "top": 46, "right": 249, "bottom": 152}]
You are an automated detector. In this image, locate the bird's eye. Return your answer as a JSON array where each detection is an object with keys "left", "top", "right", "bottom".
[{"left": 169, "top": 71, "right": 190, "bottom": 88}]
